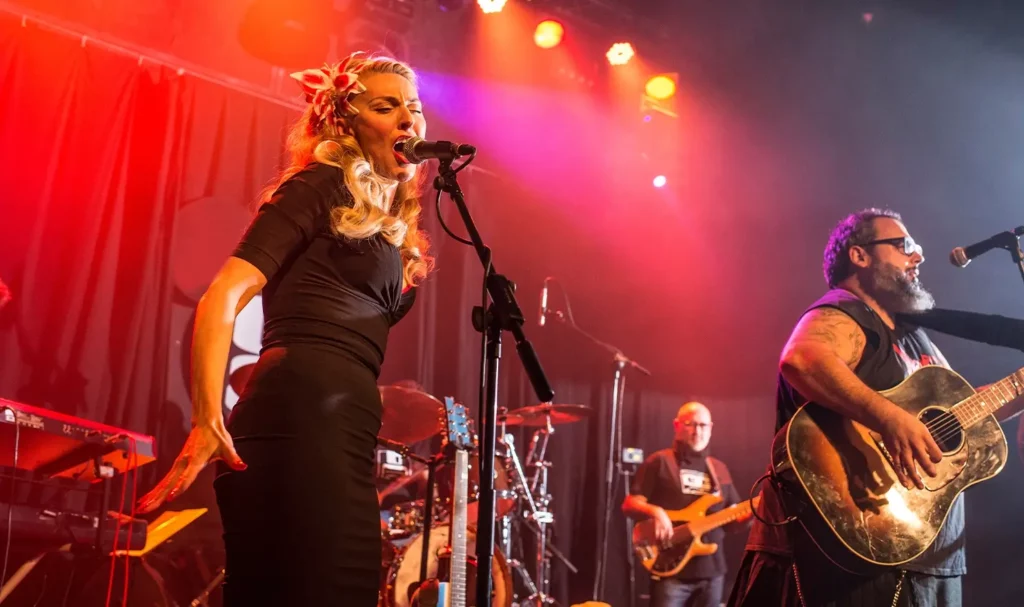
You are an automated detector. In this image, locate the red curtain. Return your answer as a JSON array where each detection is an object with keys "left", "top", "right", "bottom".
[{"left": 0, "top": 12, "right": 293, "bottom": 441}]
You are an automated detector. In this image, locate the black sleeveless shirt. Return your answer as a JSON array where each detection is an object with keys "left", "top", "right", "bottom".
[{"left": 747, "top": 288, "right": 965, "bottom": 576}]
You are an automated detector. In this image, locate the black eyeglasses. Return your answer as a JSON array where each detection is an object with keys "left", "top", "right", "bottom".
[{"left": 859, "top": 236, "right": 923, "bottom": 257}]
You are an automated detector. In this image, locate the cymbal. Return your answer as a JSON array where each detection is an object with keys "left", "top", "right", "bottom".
[
  {"left": 501, "top": 404, "right": 591, "bottom": 427},
  {"left": 379, "top": 385, "right": 445, "bottom": 445},
  {"left": 228, "top": 363, "right": 255, "bottom": 394}
]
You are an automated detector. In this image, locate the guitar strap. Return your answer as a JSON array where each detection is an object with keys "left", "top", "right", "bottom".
[
  {"left": 665, "top": 451, "right": 683, "bottom": 494},
  {"left": 705, "top": 456, "right": 724, "bottom": 496}
]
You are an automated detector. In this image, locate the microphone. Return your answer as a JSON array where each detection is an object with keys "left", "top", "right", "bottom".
[
  {"left": 539, "top": 278, "right": 550, "bottom": 327},
  {"left": 394, "top": 137, "right": 476, "bottom": 164},
  {"left": 950, "top": 226, "right": 1024, "bottom": 268}
]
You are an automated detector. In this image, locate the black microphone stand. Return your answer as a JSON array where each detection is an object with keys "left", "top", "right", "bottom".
[
  {"left": 433, "top": 156, "right": 554, "bottom": 607},
  {"left": 542, "top": 303, "right": 650, "bottom": 604},
  {"left": 1011, "top": 234, "right": 1024, "bottom": 289},
  {"left": 988, "top": 228, "right": 1024, "bottom": 287}
]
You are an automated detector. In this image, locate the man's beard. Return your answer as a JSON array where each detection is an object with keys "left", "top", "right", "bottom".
[{"left": 865, "top": 261, "right": 936, "bottom": 314}]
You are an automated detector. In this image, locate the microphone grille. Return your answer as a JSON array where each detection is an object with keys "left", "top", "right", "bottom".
[
  {"left": 400, "top": 136, "right": 423, "bottom": 162},
  {"left": 949, "top": 247, "right": 971, "bottom": 268}
]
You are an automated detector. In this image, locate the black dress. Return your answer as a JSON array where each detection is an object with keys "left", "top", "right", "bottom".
[{"left": 213, "top": 162, "right": 417, "bottom": 606}]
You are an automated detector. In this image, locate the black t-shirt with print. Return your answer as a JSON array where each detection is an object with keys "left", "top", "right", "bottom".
[
  {"left": 630, "top": 444, "right": 744, "bottom": 580},
  {"left": 746, "top": 288, "right": 965, "bottom": 577}
]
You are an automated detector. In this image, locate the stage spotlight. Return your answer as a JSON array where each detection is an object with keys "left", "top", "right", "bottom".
[
  {"left": 606, "top": 42, "right": 635, "bottom": 66},
  {"left": 653, "top": 175, "right": 667, "bottom": 188},
  {"left": 534, "top": 20, "right": 564, "bottom": 49},
  {"left": 477, "top": 0, "right": 507, "bottom": 13},
  {"left": 645, "top": 75, "right": 676, "bottom": 101}
]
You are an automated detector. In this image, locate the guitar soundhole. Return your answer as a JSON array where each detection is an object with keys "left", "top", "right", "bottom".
[{"left": 919, "top": 407, "right": 963, "bottom": 454}]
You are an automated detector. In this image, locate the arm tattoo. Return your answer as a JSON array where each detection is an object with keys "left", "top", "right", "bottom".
[{"left": 803, "top": 308, "right": 865, "bottom": 367}]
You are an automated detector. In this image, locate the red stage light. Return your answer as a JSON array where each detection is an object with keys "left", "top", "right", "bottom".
[
  {"left": 645, "top": 75, "right": 676, "bottom": 101},
  {"left": 534, "top": 20, "right": 564, "bottom": 49}
]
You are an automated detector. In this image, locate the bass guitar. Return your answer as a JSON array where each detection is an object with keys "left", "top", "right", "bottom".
[{"left": 632, "top": 494, "right": 758, "bottom": 578}]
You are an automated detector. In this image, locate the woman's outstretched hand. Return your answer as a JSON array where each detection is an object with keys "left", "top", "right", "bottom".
[{"left": 138, "top": 421, "right": 246, "bottom": 513}]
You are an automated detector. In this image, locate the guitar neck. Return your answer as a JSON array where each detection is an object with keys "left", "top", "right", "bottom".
[
  {"left": 952, "top": 368, "right": 1024, "bottom": 428},
  {"left": 678, "top": 497, "right": 758, "bottom": 540},
  {"left": 449, "top": 449, "right": 469, "bottom": 607}
]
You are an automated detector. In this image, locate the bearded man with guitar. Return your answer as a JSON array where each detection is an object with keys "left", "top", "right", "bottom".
[
  {"left": 623, "top": 401, "right": 753, "bottom": 607},
  {"left": 728, "top": 209, "right": 1024, "bottom": 607}
]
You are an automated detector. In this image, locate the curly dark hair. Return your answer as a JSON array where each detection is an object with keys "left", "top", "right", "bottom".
[{"left": 823, "top": 208, "right": 902, "bottom": 287}]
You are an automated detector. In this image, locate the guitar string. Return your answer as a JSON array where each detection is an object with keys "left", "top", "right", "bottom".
[
  {"left": 870, "top": 388, "right": 980, "bottom": 456},
  {"left": 921, "top": 378, "right": 1010, "bottom": 439},
  {"left": 868, "top": 371, "right": 1023, "bottom": 482},
  {"left": 904, "top": 373, "right": 1020, "bottom": 449},
  {"left": 926, "top": 385, "right": 1005, "bottom": 443}
]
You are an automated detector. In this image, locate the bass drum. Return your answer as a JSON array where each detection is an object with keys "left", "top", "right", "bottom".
[{"left": 385, "top": 524, "right": 512, "bottom": 607}]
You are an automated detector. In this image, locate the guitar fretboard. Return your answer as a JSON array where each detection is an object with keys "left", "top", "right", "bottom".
[
  {"left": 951, "top": 368, "right": 1024, "bottom": 428},
  {"left": 450, "top": 449, "right": 469, "bottom": 606},
  {"left": 677, "top": 497, "right": 759, "bottom": 542}
]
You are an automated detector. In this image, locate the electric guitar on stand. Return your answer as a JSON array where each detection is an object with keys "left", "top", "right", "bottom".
[{"left": 412, "top": 397, "right": 473, "bottom": 607}]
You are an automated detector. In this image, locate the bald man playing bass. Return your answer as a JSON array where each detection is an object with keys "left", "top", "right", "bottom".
[{"left": 623, "top": 402, "right": 750, "bottom": 607}]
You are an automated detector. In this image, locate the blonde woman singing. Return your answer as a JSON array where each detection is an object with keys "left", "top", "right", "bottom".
[{"left": 139, "top": 52, "right": 432, "bottom": 605}]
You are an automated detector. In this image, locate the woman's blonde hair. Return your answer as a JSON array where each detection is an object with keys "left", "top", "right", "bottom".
[{"left": 262, "top": 54, "right": 432, "bottom": 286}]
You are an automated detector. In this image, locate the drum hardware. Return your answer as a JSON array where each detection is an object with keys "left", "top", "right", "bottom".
[
  {"left": 508, "top": 558, "right": 539, "bottom": 600},
  {"left": 375, "top": 435, "right": 445, "bottom": 583},
  {"left": 387, "top": 499, "right": 445, "bottom": 541},
  {"left": 498, "top": 409, "right": 580, "bottom": 606},
  {"left": 375, "top": 392, "right": 587, "bottom": 606},
  {"left": 189, "top": 567, "right": 225, "bottom": 607},
  {"left": 524, "top": 416, "right": 556, "bottom": 606},
  {"left": 496, "top": 434, "right": 538, "bottom": 518}
]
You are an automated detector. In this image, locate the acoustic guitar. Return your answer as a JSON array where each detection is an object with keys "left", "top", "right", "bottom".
[{"left": 772, "top": 365, "right": 1023, "bottom": 572}]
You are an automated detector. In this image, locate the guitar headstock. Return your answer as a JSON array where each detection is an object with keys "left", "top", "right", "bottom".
[{"left": 443, "top": 397, "right": 473, "bottom": 452}]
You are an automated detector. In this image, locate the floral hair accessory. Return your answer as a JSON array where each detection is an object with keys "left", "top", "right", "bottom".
[{"left": 290, "top": 54, "right": 367, "bottom": 129}]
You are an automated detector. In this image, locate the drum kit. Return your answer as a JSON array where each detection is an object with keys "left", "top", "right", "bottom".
[{"left": 374, "top": 384, "right": 590, "bottom": 607}]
